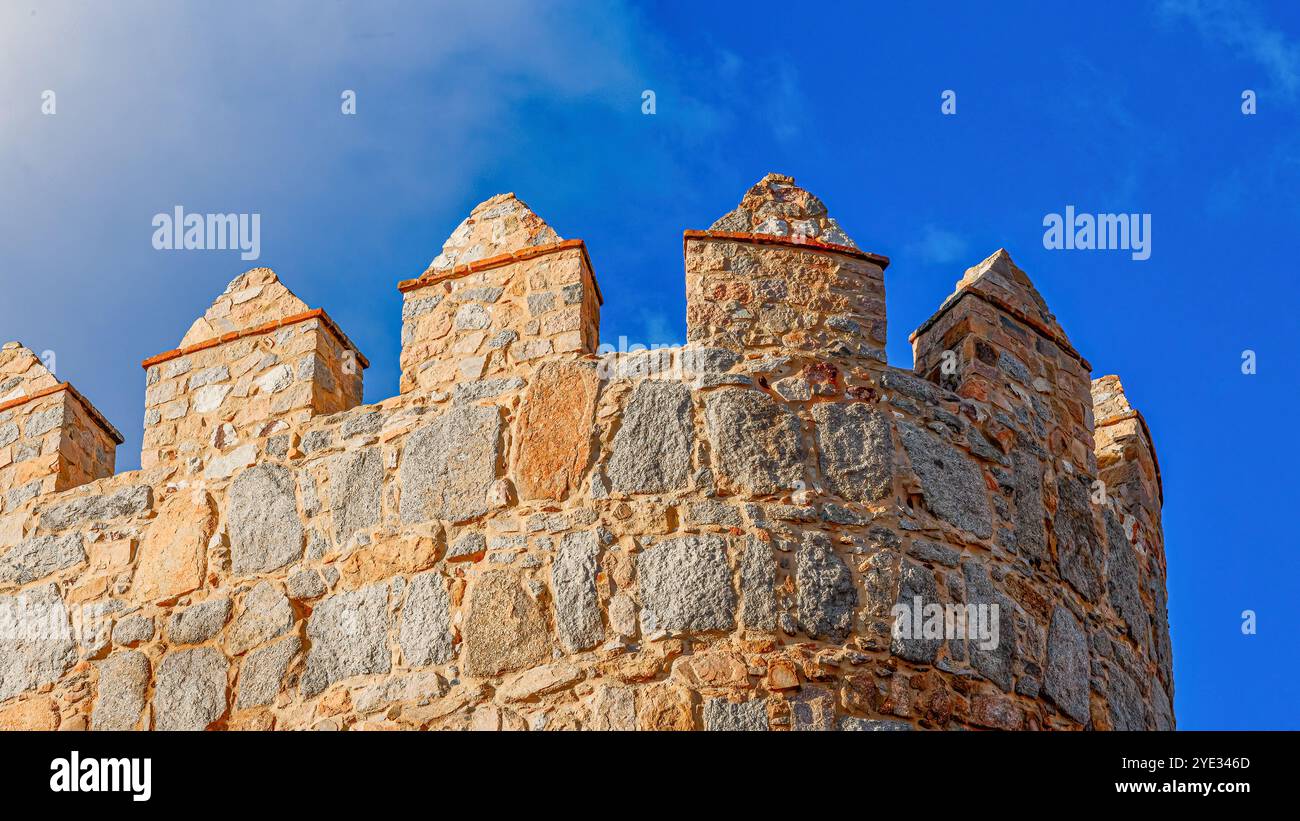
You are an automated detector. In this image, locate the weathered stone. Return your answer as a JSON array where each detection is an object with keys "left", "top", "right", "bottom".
[
  {"left": 287, "top": 567, "right": 326, "bottom": 600},
  {"left": 1054, "top": 474, "right": 1102, "bottom": 601},
  {"left": 354, "top": 670, "right": 448, "bottom": 713},
  {"left": 1151, "top": 679, "right": 1174, "bottom": 731},
  {"left": 497, "top": 661, "right": 583, "bottom": 701},
  {"left": 840, "top": 717, "right": 914, "bottom": 731},
  {"left": 400, "top": 404, "right": 502, "bottom": 525},
  {"left": 0, "top": 695, "right": 59, "bottom": 730},
  {"left": 637, "top": 535, "right": 736, "bottom": 635},
  {"left": 812, "top": 403, "right": 893, "bottom": 503},
  {"left": 399, "top": 571, "right": 453, "bottom": 667},
  {"left": 1044, "top": 605, "right": 1090, "bottom": 724},
  {"left": 1012, "top": 450, "right": 1047, "bottom": 560},
  {"left": 969, "top": 693, "right": 1025, "bottom": 730},
  {"left": 704, "top": 388, "right": 804, "bottom": 496},
  {"left": 92, "top": 650, "right": 150, "bottom": 730},
  {"left": 226, "top": 581, "right": 294, "bottom": 655},
  {"left": 962, "top": 563, "right": 1013, "bottom": 691},
  {"left": 24, "top": 405, "right": 63, "bottom": 437},
  {"left": 461, "top": 570, "right": 550, "bottom": 677},
  {"left": 447, "top": 531, "right": 486, "bottom": 561},
  {"left": 302, "top": 582, "right": 390, "bottom": 697},
  {"left": 607, "top": 380, "right": 693, "bottom": 494},
  {"left": 0, "top": 532, "right": 84, "bottom": 585},
  {"left": 329, "top": 447, "right": 383, "bottom": 544},
  {"left": 795, "top": 535, "right": 857, "bottom": 642},
  {"left": 111, "top": 613, "right": 154, "bottom": 647},
  {"left": 132, "top": 489, "right": 213, "bottom": 603},
  {"left": 789, "top": 686, "right": 837, "bottom": 731},
  {"left": 76, "top": 599, "right": 122, "bottom": 659},
  {"left": 680, "top": 347, "right": 739, "bottom": 376},
  {"left": 740, "top": 536, "right": 778, "bottom": 631},
  {"left": 154, "top": 646, "right": 228, "bottom": 730},
  {"left": 685, "top": 499, "right": 742, "bottom": 527},
  {"left": 516, "top": 361, "right": 599, "bottom": 501},
  {"left": 236, "top": 635, "right": 300, "bottom": 710},
  {"left": 229, "top": 464, "right": 303, "bottom": 576},
  {"left": 1104, "top": 664, "right": 1146, "bottom": 731},
  {"left": 551, "top": 532, "right": 603, "bottom": 652},
  {"left": 590, "top": 684, "right": 636, "bottom": 730},
  {"left": 890, "top": 560, "right": 942, "bottom": 663},
  {"left": 1104, "top": 510, "right": 1145, "bottom": 643},
  {"left": 41, "top": 484, "right": 152, "bottom": 531},
  {"left": 879, "top": 370, "right": 941, "bottom": 405},
  {"left": 702, "top": 698, "right": 768, "bottom": 731},
  {"left": 167, "top": 598, "right": 231, "bottom": 644},
  {"left": 898, "top": 421, "right": 992, "bottom": 538},
  {"left": 0, "top": 583, "right": 77, "bottom": 702},
  {"left": 454, "top": 376, "right": 524, "bottom": 404},
  {"left": 909, "top": 539, "right": 960, "bottom": 567}
]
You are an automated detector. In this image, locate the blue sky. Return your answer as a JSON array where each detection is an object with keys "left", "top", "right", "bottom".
[{"left": 2, "top": 0, "right": 1297, "bottom": 729}]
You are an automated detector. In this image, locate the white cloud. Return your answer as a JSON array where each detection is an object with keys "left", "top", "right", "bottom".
[
  {"left": 906, "top": 225, "right": 969, "bottom": 266},
  {"left": 1160, "top": 0, "right": 1300, "bottom": 97}
]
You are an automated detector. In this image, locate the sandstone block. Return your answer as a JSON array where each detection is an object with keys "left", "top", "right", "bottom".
[
  {"left": 132, "top": 489, "right": 213, "bottom": 603},
  {"left": 516, "top": 360, "right": 599, "bottom": 501}
]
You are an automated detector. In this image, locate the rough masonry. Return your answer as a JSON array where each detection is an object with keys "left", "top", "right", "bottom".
[{"left": 0, "top": 174, "right": 1172, "bottom": 731}]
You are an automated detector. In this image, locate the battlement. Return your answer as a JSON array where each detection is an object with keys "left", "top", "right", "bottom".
[{"left": 0, "top": 175, "right": 1171, "bottom": 732}]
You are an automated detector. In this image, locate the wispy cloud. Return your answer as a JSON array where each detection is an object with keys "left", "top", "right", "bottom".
[
  {"left": 905, "top": 225, "right": 970, "bottom": 266},
  {"left": 1159, "top": 0, "right": 1300, "bottom": 97}
]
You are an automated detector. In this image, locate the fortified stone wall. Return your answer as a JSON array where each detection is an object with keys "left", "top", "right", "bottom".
[{"left": 0, "top": 174, "right": 1172, "bottom": 731}]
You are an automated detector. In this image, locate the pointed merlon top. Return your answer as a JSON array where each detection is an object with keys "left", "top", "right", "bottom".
[
  {"left": 1092, "top": 374, "right": 1162, "bottom": 503},
  {"left": 179, "top": 267, "right": 310, "bottom": 348},
  {"left": 425, "top": 193, "right": 562, "bottom": 276},
  {"left": 911, "top": 248, "right": 1088, "bottom": 368},
  {"left": 144, "top": 267, "right": 368, "bottom": 371},
  {"left": 0, "top": 341, "right": 61, "bottom": 403},
  {"left": 708, "top": 173, "right": 859, "bottom": 249},
  {"left": 1091, "top": 374, "right": 1135, "bottom": 421},
  {"left": 0, "top": 341, "right": 124, "bottom": 444}
]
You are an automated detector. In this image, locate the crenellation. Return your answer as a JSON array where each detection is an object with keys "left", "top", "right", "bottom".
[
  {"left": 0, "top": 343, "right": 122, "bottom": 508},
  {"left": 0, "top": 174, "right": 1172, "bottom": 732},
  {"left": 140, "top": 271, "right": 367, "bottom": 474}
]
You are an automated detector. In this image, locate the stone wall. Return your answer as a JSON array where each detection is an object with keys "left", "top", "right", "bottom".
[{"left": 0, "top": 174, "right": 1172, "bottom": 731}]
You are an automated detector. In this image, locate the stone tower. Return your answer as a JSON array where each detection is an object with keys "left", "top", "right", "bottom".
[{"left": 0, "top": 175, "right": 1171, "bottom": 731}]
